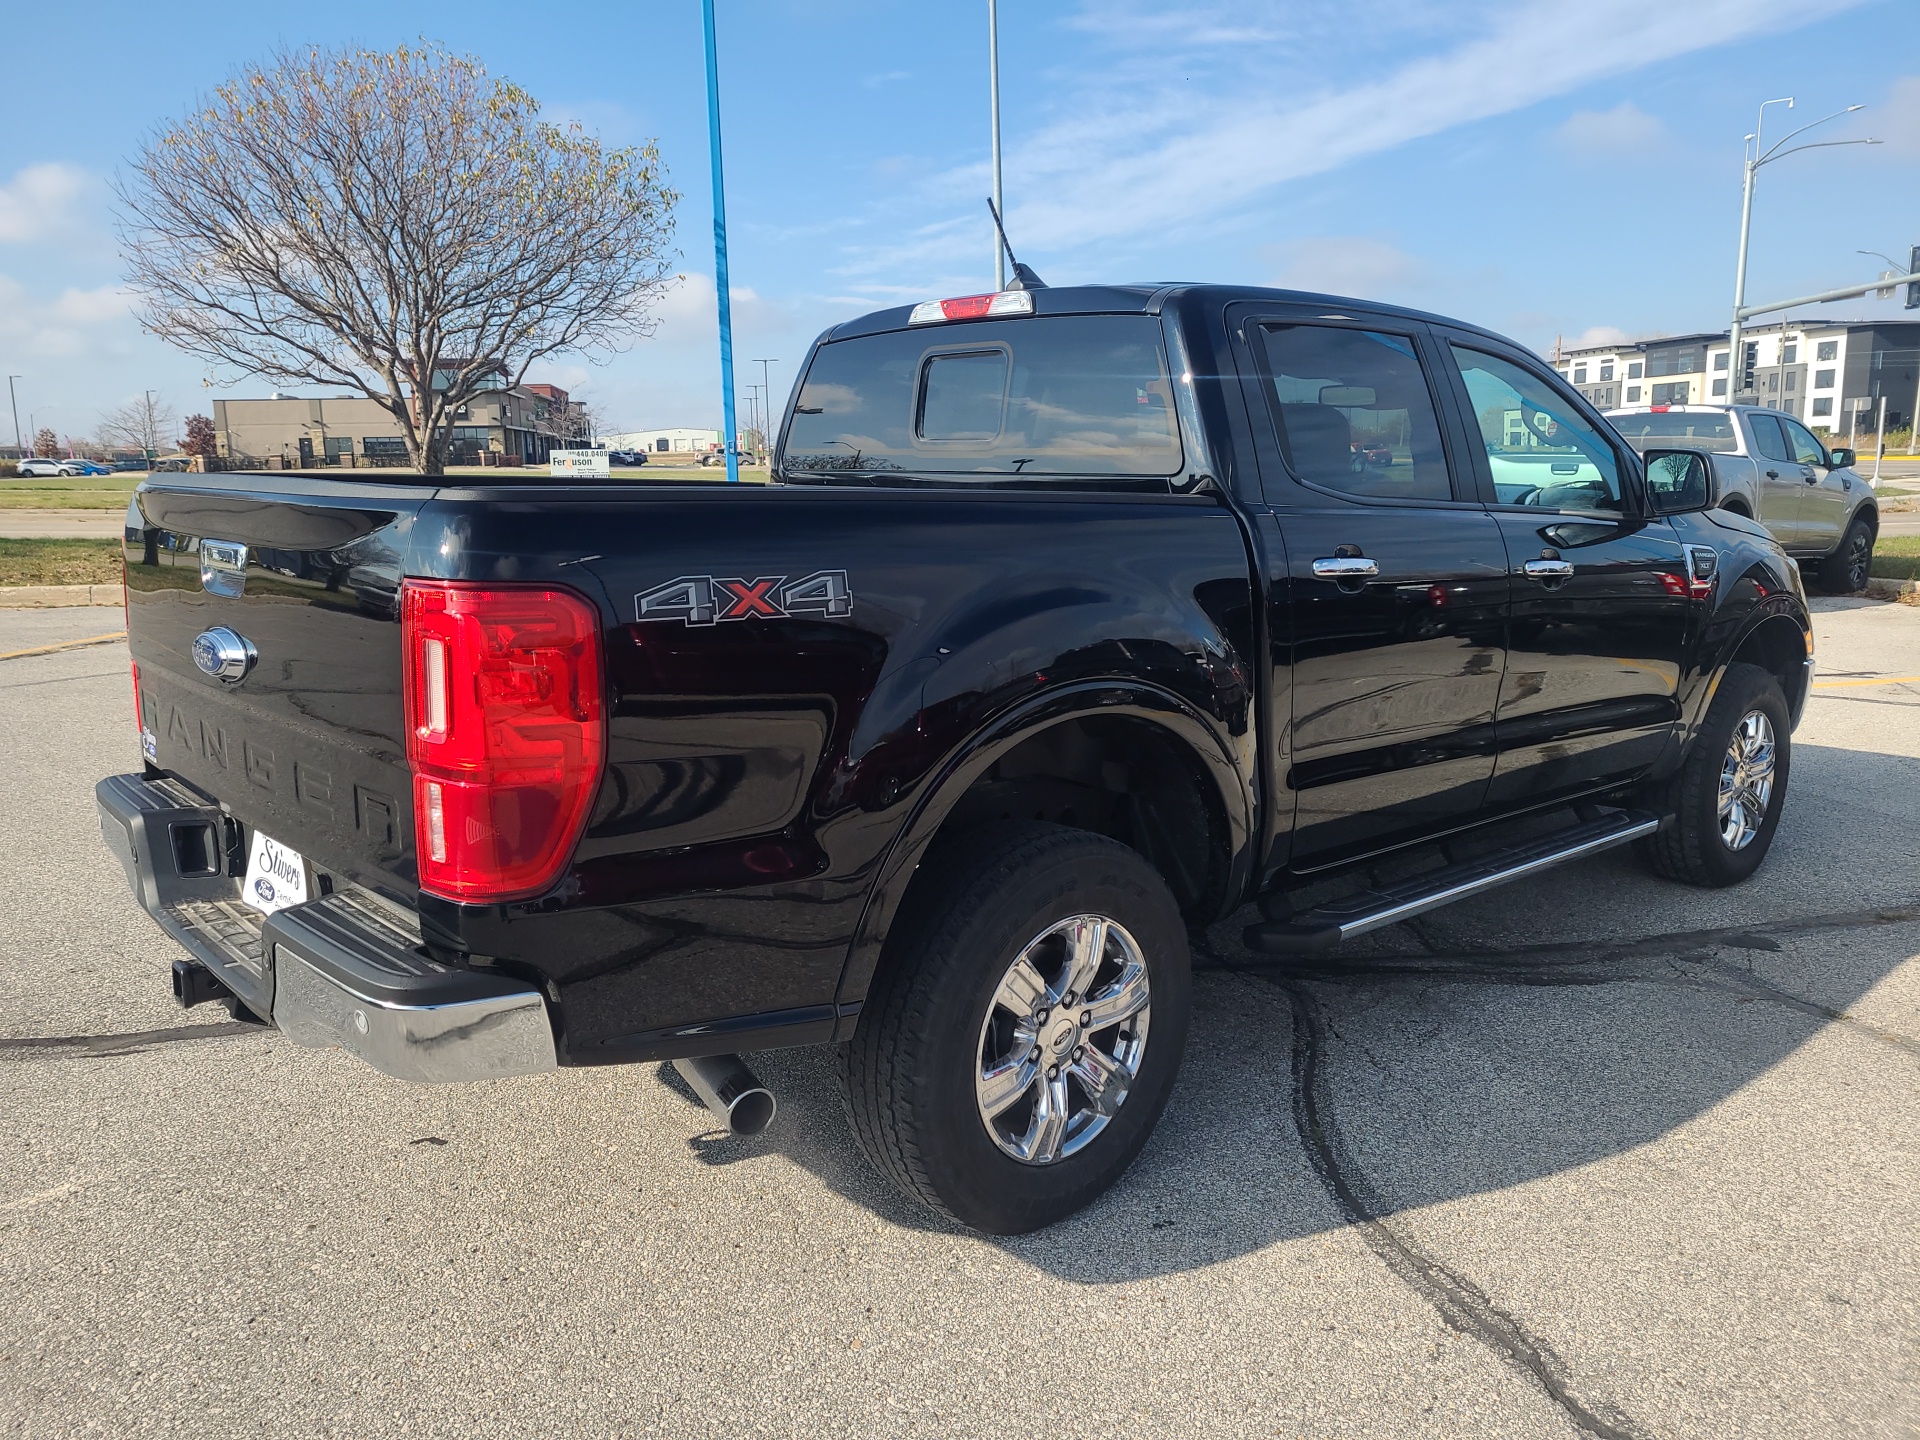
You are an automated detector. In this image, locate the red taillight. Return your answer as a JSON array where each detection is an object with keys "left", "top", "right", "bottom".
[
  {"left": 401, "top": 580, "right": 606, "bottom": 902},
  {"left": 131, "top": 661, "right": 142, "bottom": 734}
]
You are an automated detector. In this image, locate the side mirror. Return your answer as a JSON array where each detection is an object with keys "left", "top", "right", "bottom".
[
  {"left": 1827, "top": 447, "right": 1855, "bottom": 469},
  {"left": 1643, "top": 448, "right": 1712, "bottom": 516}
]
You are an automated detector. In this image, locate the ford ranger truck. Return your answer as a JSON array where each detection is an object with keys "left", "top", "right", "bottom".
[
  {"left": 99, "top": 283, "right": 1814, "bottom": 1234},
  {"left": 1606, "top": 403, "right": 1878, "bottom": 592}
]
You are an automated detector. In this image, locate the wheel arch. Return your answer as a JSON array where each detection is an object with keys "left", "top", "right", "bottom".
[{"left": 831, "top": 681, "right": 1254, "bottom": 1029}]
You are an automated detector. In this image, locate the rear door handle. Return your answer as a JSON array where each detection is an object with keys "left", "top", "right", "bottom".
[
  {"left": 1312, "top": 556, "right": 1379, "bottom": 578},
  {"left": 1765, "top": 469, "right": 1781, "bottom": 479},
  {"left": 1522, "top": 559, "right": 1574, "bottom": 580}
]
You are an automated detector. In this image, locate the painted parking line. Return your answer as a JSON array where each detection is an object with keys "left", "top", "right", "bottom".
[
  {"left": 0, "top": 631, "right": 126, "bottom": 662},
  {"left": 1810, "top": 675, "right": 1920, "bottom": 690}
]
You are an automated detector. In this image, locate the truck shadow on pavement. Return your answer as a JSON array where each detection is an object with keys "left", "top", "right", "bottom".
[{"left": 669, "top": 743, "right": 1920, "bottom": 1288}]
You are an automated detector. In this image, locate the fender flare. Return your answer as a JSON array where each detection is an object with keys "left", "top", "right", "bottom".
[
  {"left": 1683, "top": 594, "right": 1813, "bottom": 749},
  {"left": 829, "top": 679, "right": 1255, "bottom": 1029}
]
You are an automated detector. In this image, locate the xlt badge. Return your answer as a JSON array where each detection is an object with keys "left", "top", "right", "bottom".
[{"left": 634, "top": 571, "right": 853, "bottom": 627}]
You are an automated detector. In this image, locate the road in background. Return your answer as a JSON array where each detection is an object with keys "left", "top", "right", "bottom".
[{"left": 1, "top": 602, "right": 1916, "bottom": 1438}]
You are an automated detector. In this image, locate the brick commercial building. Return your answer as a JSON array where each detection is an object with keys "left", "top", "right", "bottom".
[{"left": 212, "top": 367, "right": 588, "bottom": 468}]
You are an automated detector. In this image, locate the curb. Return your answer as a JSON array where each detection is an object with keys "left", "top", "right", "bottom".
[
  {"left": 0, "top": 584, "right": 122, "bottom": 608},
  {"left": 1865, "top": 577, "right": 1920, "bottom": 605}
]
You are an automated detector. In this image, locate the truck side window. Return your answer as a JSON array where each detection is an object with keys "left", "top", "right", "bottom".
[
  {"left": 1748, "top": 413, "right": 1794, "bottom": 464},
  {"left": 1450, "top": 346, "right": 1623, "bottom": 513},
  {"left": 1256, "top": 325, "right": 1451, "bottom": 501},
  {"left": 1781, "top": 417, "right": 1828, "bottom": 468}
]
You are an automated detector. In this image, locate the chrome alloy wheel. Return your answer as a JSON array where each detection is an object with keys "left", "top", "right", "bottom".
[
  {"left": 1718, "top": 709, "right": 1777, "bottom": 852},
  {"left": 974, "top": 915, "right": 1152, "bottom": 1165}
]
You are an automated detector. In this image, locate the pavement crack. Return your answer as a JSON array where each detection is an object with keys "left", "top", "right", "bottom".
[
  {"left": 1268, "top": 974, "right": 1657, "bottom": 1440},
  {"left": 0, "top": 1021, "right": 261, "bottom": 1058},
  {"left": 1695, "top": 960, "right": 1920, "bottom": 1060}
]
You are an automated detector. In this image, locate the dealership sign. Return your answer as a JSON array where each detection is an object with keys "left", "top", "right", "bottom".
[{"left": 550, "top": 448, "right": 611, "bottom": 478}]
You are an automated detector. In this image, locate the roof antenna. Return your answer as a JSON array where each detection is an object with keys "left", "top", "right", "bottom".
[{"left": 987, "top": 197, "right": 1047, "bottom": 291}]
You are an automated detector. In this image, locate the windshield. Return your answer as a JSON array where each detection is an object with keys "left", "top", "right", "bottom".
[
  {"left": 781, "top": 314, "right": 1181, "bottom": 480},
  {"left": 1607, "top": 411, "right": 1739, "bottom": 453}
]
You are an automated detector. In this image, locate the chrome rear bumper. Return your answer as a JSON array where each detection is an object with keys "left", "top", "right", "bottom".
[{"left": 95, "top": 772, "right": 556, "bottom": 1083}]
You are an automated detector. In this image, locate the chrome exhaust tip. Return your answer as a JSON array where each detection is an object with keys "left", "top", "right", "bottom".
[{"left": 672, "top": 1054, "right": 777, "bottom": 1137}]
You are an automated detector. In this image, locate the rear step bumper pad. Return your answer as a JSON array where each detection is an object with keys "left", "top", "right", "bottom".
[
  {"left": 96, "top": 772, "right": 556, "bottom": 1083},
  {"left": 1246, "top": 808, "right": 1662, "bottom": 955}
]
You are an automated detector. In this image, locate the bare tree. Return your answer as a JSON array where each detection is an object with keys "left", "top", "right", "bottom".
[
  {"left": 116, "top": 44, "right": 678, "bottom": 475},
  {"left": 99, "top": 394, "right": 178, "bottom": 457}
]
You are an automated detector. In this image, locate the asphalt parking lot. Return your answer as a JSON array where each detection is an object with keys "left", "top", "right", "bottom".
[{"left": 2, "top": 600, "right": 1916, "bottom": 1439}]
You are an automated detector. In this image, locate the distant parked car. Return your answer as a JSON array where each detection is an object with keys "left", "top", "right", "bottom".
[
  {"left": 147, "top": 457, "right": 189, "bottom": 473},
  {"left": 62, "top": 458, "right": 113, "bottom": 476},
  {"left": 17, "top": 457, "right": 85, "bottom": 477},
  {"left": 606, "top": 449, "right": 649, "bottom": 467}
]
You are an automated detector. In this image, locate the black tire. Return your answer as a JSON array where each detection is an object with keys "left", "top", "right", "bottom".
[
  {"left": 840, "top": 820, "right": 1191, "bottom": 1234},
  {"left": 1817, "top": 515, "right": 1875, "bottom": 595},
  {"left": 1639, "top": 662, "right": 1790, "bottom": 887}
]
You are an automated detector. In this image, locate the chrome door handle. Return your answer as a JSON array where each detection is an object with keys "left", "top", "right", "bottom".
[
  {"left": 1312, "top": 556, "right": 1379, "bottom": 578},
  {"left": 1522, "top": 559, "right": 1574, "bottom": 580}
]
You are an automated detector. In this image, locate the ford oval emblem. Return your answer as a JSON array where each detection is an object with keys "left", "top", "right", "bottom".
[{"left": 192, "top": 627, "right": 257, "bottom": 684}]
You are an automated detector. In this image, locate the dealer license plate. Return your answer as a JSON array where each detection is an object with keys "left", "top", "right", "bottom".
[{"left": 242, "top": 830, "right": 310, "bottom": 916}]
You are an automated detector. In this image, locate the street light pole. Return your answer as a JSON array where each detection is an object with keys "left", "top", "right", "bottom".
[
  {"left": 753, "top": 358, "right": 780, "bottom": 440},
  {"left": 702, "top": 0, "right": 741, "bottom": 484},
  {"left": 1727, "top": 99, "right": 1875, "bottom": 402},
  {"left": 6, "top": 376, "right": 19, "bottom": 455},
  {"left": 989, "top": 0, "right": 1005, "bottom": 291}
]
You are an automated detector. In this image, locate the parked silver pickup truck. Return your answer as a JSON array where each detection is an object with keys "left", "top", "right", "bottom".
[{"left": 1606, "top": 404, "right": 1878, "bottom": 593}]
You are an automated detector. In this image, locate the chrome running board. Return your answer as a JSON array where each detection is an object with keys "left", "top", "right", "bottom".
[{"left": 1244, "top": 809, "right": 1662, "bottom": 956}]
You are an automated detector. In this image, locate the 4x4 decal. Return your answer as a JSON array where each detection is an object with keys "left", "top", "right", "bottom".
[{"left": 634, "top": 570, "right": 854, "bottom": 627}]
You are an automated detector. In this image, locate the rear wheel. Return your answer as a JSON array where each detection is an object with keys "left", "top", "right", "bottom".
[
  {"left": 1817, "top": 515, "right": 1875, "bottom": 594},
  {"left": 840, "top": 821, "right": 1190, "bottom": 1234},
  {"left": 1639, "top": 662, "right": 1790, "bottom": 887}
]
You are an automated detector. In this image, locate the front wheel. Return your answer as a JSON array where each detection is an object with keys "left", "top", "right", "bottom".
[
  {"left": 840, "top": 821, "right": 1190, "bottom": 1234},
  {"left": 1639, "top": 662, "right": 1790, "bottom": 887},
  {"left": 1817, "top": 516, "right": 1875, "bottom": 595}
]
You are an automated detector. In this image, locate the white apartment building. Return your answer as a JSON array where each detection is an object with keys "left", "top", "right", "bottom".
[{"left": 1552, "top": 321, "right": 1920, "bottom": 435}]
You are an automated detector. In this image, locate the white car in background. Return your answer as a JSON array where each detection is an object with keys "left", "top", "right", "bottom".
[
  {"left": 1606, "top": 404, "right": 1879, "bottom": 593},
  {"left": 15, "top": 457, "right": 88, "bottom": 477}
]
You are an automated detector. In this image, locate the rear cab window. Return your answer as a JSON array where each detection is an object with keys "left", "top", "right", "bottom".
[
  {"left": 1608, "top": 411, "right": 1739, "bottom": 454},
  {"left": 780, "top": 314, "right": 1184, "bottom": 486}
]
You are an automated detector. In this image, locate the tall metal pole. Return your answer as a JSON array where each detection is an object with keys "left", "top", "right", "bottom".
[
  {"left": 989, "top": 0, "right": 1005, "bottom": 291},
  {"left": 1728, "top": 155, "right": 1757, "bottom": 401},
  {"left": 702, "top": 0, "right": 740, "bottom": 485},
  {"left": 6, "top": 376, "right": 19, "bottom": 455},
  {"left": 753, "top": 358, "right": 779, "bottom": 439}
]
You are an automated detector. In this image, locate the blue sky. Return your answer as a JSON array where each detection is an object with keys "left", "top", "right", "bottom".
[{"left": 3, "top": 0, "right": 1917, "bottom": 443}]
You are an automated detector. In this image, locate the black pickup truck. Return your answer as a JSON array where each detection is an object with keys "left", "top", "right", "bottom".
[{"left": 99, "top": 283, "right": 1812, "bottom": 1233}]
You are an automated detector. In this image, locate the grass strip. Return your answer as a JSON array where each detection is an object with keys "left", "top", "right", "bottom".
[
  {"left": 0, "top": 538, "right": 123, "bottom": 587},
  {"left": 1872, "top": 534, "right": 1920, "bottom": 581}
]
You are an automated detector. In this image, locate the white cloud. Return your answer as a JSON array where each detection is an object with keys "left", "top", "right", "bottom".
[
  {"left": 0, "top": 273, "right": 133, "bottom": 356},
  {"left": 1556, "top": 102, "right": 1666, "bottom": 153},
  {"left": 982, "top": 0, "right": 1865, "bottom": 253},
  {"left": 0, "top": 163, "right": 92, "bottom": 244},
  {"left": 1266, "top": 237, "right": 1424, "bottom": 300}
]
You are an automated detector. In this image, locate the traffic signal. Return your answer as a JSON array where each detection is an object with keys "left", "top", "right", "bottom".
[
  {"left": 1908, "top": 244, "right": 1919, "bottom": 310},
  {"left": 1742, "top": 342, "right": 1758, "bottom": 393}
]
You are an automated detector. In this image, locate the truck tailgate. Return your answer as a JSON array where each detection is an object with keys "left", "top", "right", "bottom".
[{"left": 125, "top": 476, "right": 432, "bottom": 902}]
